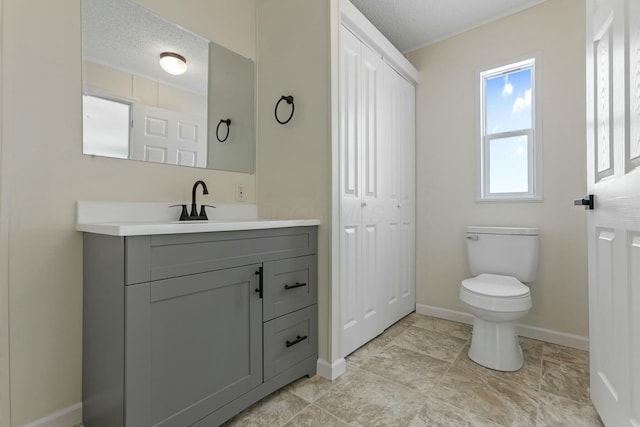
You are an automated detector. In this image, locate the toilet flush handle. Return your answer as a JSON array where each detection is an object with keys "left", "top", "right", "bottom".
[{"left": 466, "top": 235, "right": 479, "bottom": 241}]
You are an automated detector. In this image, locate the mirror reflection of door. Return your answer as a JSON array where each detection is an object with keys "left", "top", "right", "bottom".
[{"left": 130, "top": 104, "right": 207, "bottom": 168}]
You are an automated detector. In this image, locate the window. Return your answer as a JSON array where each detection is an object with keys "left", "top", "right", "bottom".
[
  {"left": 478, "top": 57, "right": 541, "bottom": 201},
  {"left": 82, "top": 95, "right": 131, "bottom": 159}
]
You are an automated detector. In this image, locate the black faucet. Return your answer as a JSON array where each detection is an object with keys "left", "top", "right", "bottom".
[
  {"left": 188, "top": 180, "right": 209, "bottom": 220},
  {"left": 169, "top": 180, "right": 215, "bottom": 221}
]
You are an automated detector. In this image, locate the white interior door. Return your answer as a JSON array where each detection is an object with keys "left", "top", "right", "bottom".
[
  {"left": 131, "top": 105, "right": 207, "bottom": 167},
  {"left": 586, "top": 0, "right": 640, "bottom": 425}
]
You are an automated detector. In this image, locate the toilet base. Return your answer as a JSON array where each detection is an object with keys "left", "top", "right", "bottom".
[{"left": 468, "top": 317, "right": 524, "bottom": 372}]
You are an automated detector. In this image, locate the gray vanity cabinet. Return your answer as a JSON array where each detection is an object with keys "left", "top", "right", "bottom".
[{"left": 82, "top": 226, "right": 318, "bottom": 427}]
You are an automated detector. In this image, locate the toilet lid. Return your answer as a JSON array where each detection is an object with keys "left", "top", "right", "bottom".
[{"left": 461, "top": 274, "right": 530, "bottom": 298}]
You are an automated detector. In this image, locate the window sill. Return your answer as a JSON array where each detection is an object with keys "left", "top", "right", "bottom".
[{"left": 476, "top": 196, "right": 543, "bottom": 204}]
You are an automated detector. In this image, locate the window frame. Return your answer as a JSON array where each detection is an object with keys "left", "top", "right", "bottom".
[{"left": 477, "top": 56, "right": 542, "bottom": 202}]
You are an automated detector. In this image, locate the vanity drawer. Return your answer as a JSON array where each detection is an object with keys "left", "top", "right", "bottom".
[
  {"left": 263, "top": 305, "right": 317, "bottom": 381},
  {"left": 125, "top": 227, "right": 317, "bottom": 284},
  {"left": 262, "top": 255, "right": 317, "bottom": 321}
]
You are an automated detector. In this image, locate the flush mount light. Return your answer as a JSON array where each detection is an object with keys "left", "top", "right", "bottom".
[{"left": 159, "top": 52, "right": 187, "bottom": 75}]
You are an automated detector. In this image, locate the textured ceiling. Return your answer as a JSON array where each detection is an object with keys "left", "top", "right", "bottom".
[
  {"left": 82, "top": 0, "right": 548, "bottom": 93},
  {"left": 349, "top": 0, "right": 548, "bottom": 53},
  {"left": 82, "top": 0, "right": 209, "bottom": 95}
]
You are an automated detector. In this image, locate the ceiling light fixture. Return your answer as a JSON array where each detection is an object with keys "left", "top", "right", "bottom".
[{"left": 159, "top": 52, "right": 187, "bottom": 75}]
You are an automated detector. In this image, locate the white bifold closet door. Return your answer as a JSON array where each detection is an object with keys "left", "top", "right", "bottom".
[{"left": 340, "top": 26, "right": 416, "bottom": 358}]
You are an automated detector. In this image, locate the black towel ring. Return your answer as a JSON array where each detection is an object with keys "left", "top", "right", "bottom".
[
  {"left": 216, "top": 119, "right": 231, "bottom": 142},
  {"left": 275, "top": 95, "right": 295, "bottom": 125}
]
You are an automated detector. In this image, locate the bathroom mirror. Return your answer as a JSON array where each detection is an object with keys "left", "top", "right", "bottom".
[{"left": 81, "top": 0, "right": 255, "bottom": 173}]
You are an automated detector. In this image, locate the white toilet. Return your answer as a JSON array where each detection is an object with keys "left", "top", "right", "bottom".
[{"left": 460, "top": 226, "right": 539, "bottom": 371}]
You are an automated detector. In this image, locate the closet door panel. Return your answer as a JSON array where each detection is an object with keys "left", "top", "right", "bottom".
[
  {"left": 399, "top": 77, "right": 416, "bottom": 317},
  {"left": 360, "top": 42, "right": 386, "bottom": 341},
  {"left": 340, "top": 28, "right": 364, "bottom": 356},
  {"left": 381, "top": 64, "right": 404, "bottom": 325},
  {"left": 340, "top": 28, "right": 361, "bottom": 201},
  {"left": 341, "top": 225, "right": 361, "bottom": 357}
]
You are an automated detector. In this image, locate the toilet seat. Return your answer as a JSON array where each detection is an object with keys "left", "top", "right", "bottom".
[
  {"left": 460, "top": 274, "right": 531, "bottom": 312},
  {"left": 462, "top": 273, "right": 530, "bottom": 297}
]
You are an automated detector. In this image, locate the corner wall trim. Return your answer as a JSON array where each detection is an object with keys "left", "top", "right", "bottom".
[
  {"left": 415, "top": 304, "right": 589, "bottom": 351},
  {"left": 316, "top": 357, "right": 346, "bottom": 380},
  {"left": 21, "top": 402, "right": 82, "bottom": 427}
]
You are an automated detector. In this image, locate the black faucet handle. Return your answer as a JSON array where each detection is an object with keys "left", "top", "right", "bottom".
[
  {"left": 169, "top": 204, "right": 189, "bottom": 221},
  {"left": 199, "top": 204, "right": 216, "bottom": 219}
]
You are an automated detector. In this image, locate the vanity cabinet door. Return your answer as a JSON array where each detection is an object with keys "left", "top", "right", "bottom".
[
  {"left": 125, "top": 264, "right": 262, "bottom": 427},
  {"left": 262, "top": 255, "right": 317, "bottom": 321}
]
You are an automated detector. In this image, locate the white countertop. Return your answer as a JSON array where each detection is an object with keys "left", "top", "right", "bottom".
[
  {"left": 76, "top": 201, "right": 320, "bottom": 236},
  {"left": 76, "top": 219, "right": 320, "bottom": 236}
]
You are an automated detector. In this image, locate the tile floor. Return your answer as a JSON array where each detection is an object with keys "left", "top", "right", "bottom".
[{"left": 223, "top": 313, "right": 604, "bottom": 427}]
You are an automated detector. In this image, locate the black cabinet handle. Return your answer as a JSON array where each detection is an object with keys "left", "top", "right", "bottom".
[
  {"left": 284, "top": 282, "right": 307, "bottom": 290},
  {"left": 254, "top": 267, "right": 263, "bottom": 298},
  {"left": 286, "top": 335, "right": 308, "bottom": 348}
]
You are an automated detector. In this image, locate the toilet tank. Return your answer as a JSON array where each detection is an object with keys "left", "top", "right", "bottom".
[{"left": 466, "top": 226, "right": 539, "bottom": 282}]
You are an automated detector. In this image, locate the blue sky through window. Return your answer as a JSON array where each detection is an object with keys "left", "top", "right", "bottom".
[
  {"left": 484, "top": 66, "right": 533, "bottom": 193},
  {"left": 489, "top": 135, "right": 528, "bottom": 193},
  {"left": 485, "top": 68, "right": 532, "bottom": 134}
]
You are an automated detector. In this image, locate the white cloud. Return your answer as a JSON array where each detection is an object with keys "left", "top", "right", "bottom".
[
  {"left": 512, "top": 89, "right": 532, "bottom": 114},
  {"left": 502, "top": 76, "right": 513, "bottom": 97}
]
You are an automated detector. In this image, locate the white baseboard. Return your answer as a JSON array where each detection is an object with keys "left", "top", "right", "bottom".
[
  {"left": 21, "top": 402, "right": 82, "bottom": 427},
  {"left": 416, "top": 304, "right": 474, "bottom": 325},
  {"left": 316, "top": 357, "right": 346, "bottom": 380},
  {"left": 415, "top": 304, "right": 589, "bottom": 351}
]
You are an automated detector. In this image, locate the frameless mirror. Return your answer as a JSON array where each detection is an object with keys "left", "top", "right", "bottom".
[{"left": 81, "top": 0, "right": 255, "bottom": 173}]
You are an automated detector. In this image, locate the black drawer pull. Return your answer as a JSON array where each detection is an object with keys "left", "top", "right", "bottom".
[
  {"left": 286, "top": 335, "right": 308, "bottom": 348},
  {"left": 284, "top": 282, "right": 307, "bottom": 290}
]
